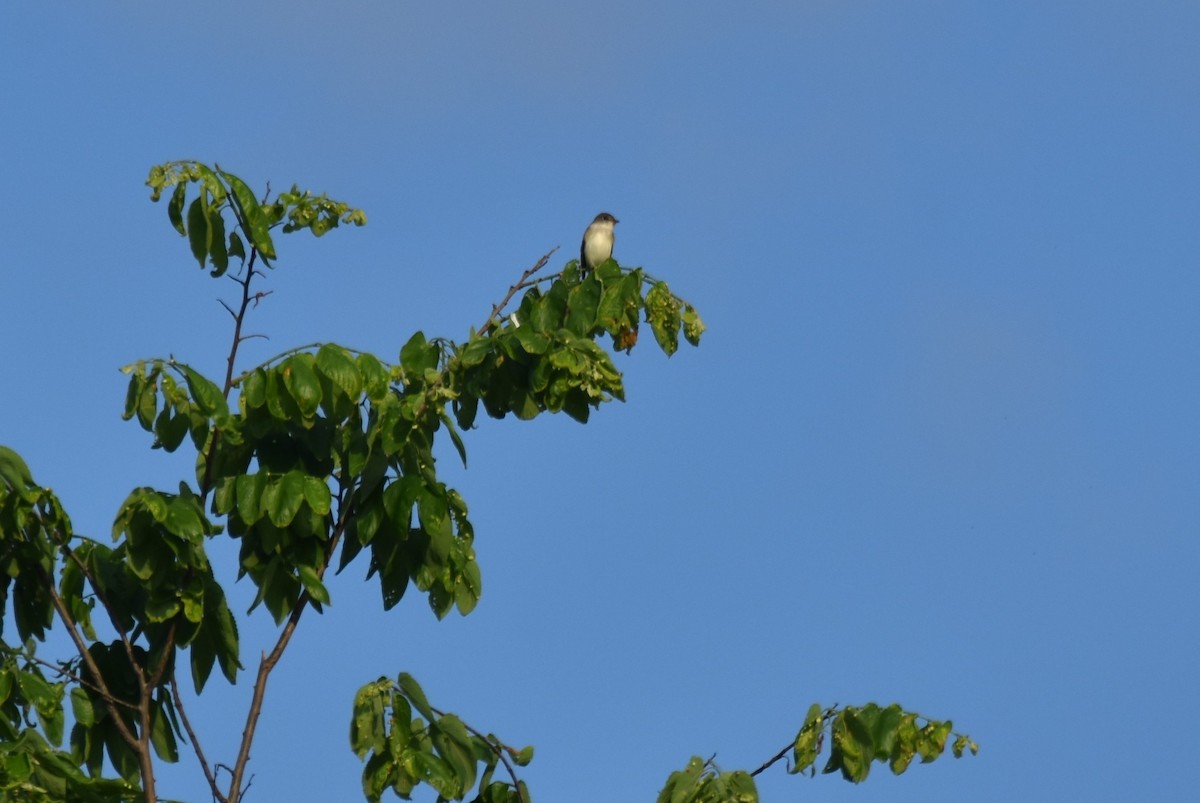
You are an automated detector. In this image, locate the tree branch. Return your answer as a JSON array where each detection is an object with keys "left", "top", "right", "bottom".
[
  {"left": 30, "top": 557, "right": 152, "bottom": 796},
  {"left": 171, "top": 674, "right": 226, "bottom": 803},
  {"left": 23, "top": 652, "right": 140, "bottom": 714},
  {"left": 225, "top": 492, "right": 352, "bottom": 803},
  {"left": 477, "top": 248, "right": 559, "bottom": 336},
  {"left": 223, "top": 249, "right": 260, "bottom": 395}
]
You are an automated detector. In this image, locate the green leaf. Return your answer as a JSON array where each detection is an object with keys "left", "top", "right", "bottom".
[
  {"left": 400, "top": 331, "right": 437, "bottom": 378},
  {"left": 682, "top": 304, "right": 706, "bottom": 346},
  {"left": 826, "top": 709, "right": 871, "bottom": 783},
  {"left": 16, "top": 668, "right": 55, "bottom": 710},
  {"left": 236, "top": 472, "right": 267, "bottom": 525},
  {"left": 564, "top": 279, "right": 602, "bottom": 336},
  {"left": 0, "top": 668, "right": 13, "bottom": 705},
  {"left": 242, "top": 367, "right": 267, "bottom": 409},
  {"left": 267, "top": 470, "right": 306, "bottom": 528},
  {"left": 432, "top": 715, "right": 476, "bottom": 794},
  {"left": 228, "top": 229, "right": 247, "bottom": 263},
  {"left": 137, "top": 377, "right": 158, "bottom": 430},
  {"left": 362, "top": 752, "right": 393, "bottom": 802},
  {"left": 219, "top": 169, "right": 277, "bottom": 260},
  {"left": 149, "top": 700, "right": 179, "bottom": 762},
  {"left": 266, "top": 368, "right": 303, "bottom": 421},
  {"left": 317, "top": 343, "right": 364, "bottom": 400},
  {"left": 207, "top": 203, "right": 229, "bottom": 277},
  {"left": 167, "top": 181, "right": 188, "bottom": 235},
  {"left": 0, "top": 445, "right": 36, "bottom": 501},
  {"left": 441, "top": 412, "right": 468, "bottom": 468},
  {"left": 417, "top": 487, "right": 451, "bottom": 543},
  {"left": 303, "top": 476, "right": 332, "bottom": 516},
  {"left": 166, "top": 495, "right": 204, "bottom": 542},
  {"left": 179, "top": 364, "right": 228, "bottom": 420},
  {"left": 646, "top": 281, "right": 681, "bottom": 356},
  {"left": 186, "top": 197, "right": 209, "bottom": 268},
  {"left": 791, "top": 703, "right": 824, "bottom": 773},
  {"left": 154, "top": 402, "right": 190, "bottom": 452},
  {"left": 191, "top": 574, "right": 241, "bottom": 692},
  {"left": 350, "top": 679, "right": 393, "bottom": 759},
  {"left": 298, "top": 564, "right": 331, "bottom": 605},
  {"left": 513, "top": 327, "right": 551, "bottom": 355},
  {"left": 397, "top": 673, "right": 434, "bottom": 721},
  {"left": 458, "top": 336, "right": 493, "bottom": 367},
  {"left": 408, "top": 750, "right": 457, "bottom": 798},
  {"left": 358, "top": 353, "right": 391, "bottom": 401},
  {"left": 282, "top": 355, "right": 322, "bottom": 419}
]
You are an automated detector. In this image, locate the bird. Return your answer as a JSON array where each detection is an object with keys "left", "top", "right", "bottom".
[{"left": 580, "top": 212, "right": 618, "bottom": 277}]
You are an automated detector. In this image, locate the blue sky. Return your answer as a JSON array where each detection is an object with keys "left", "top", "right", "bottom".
[{"left": 2, "top": 2, "right": 1197, "bottom": 801}]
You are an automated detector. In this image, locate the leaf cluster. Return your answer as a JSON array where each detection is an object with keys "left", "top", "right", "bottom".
[
  {"left": 146, "top": 160, "right": 366, "bottom": 276},
  {"left": 454, "top": 260, "right": 704, "bottom": 425},
  {"left": 0, "top": 161, "right": 976, "bottom": 803},
  {"left": 795, "top": 702, "right": 977, "bottom": 781},
  {"left": 0, "top": 650, "right": 143, "bottom": 802},
  {"left": 351, "top": 673, "right": 531, "bottom": 803},
  {"left": 0, "top": 450, "right": 147, "bottom": 798},
  {"left": 659, "top": 703, "right": 978, "bottom": 803},
  {"left": 121, "top": 338, "right": 480, "bottom": 627}
]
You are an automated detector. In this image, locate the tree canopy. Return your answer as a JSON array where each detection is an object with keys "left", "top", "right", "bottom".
[{"left": 0, "top": 162, "right": 973, "bottom": 802}]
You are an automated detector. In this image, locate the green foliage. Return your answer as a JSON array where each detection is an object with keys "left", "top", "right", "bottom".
[
  {"left": 0, "top": 646, "right": 143, "bottom": 801},
  {"left": 350, "top": 673, "right": 531, "bottom": 803},
  {"left": 658, "top": 703, "right": 979, "bottom": 802},
  {"left": 0, "top": 161, "right": 972, "bottom": 803},
  {"left": 809, "top": 703, "right": 976, "bottom": 781},
  {"left": 145, "top": 160, "right": 367, "bottom": 275},
  {"left": 452, "top": 260, "right": 705, "bottom": 426},
  {"left": 658, "top": 757, "right": 757, "bottom": 803}
]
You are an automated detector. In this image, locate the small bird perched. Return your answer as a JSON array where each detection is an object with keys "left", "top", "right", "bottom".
[{"left": 580, "top": 212, "right": 618, "bottom": 277}]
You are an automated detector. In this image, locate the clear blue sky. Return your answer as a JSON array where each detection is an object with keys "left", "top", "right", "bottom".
[{"left": 2, "top": 2, "right": 1197, "bottom": 801}]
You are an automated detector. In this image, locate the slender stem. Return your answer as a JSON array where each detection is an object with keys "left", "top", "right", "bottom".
[
  {"left": 229, "top": 341, "right": 379, "bottom": 386},
  {"left": 57, "top": 542, "right": 141, "bottom": 678},
  {"left": 226, "top": 495, "right": 351, "bottom": 803},
  {"left": 30, "top": 558, "right": 150, "bottom": 791},
  {"left": 24, "top": 655, "right": 140, "bottom": 713},
  {"left": 171, "top": 675, "right": 226, "bottom": 803},
  {"left": 477, "top": 248, "right": 558, "bottom": 336},
  {"left": 223, "top": 249, "right": 260, "bottom": 395},
  {"left": 750, "top": 743, "right": 794, "bottom": 777}
]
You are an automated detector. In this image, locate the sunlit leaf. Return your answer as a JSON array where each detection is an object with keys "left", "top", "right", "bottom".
[
  {"left": 186, "top": 197, "right": 209, "bottom": 268},
  {"left": 397, "top": 673, "right": 434, "bottom": 721},
  {"left": 219, "top": 169, "right": 277, "bottom": 260},
  {"left": 267, "top": 470, "right": 306, "bottom": 528},
  {"left": 298, "top": 564, "right": 331, "bottom": 605}
]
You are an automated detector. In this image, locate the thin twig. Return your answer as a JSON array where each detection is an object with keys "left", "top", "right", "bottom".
[
  {"left": 225, "top": 341, "right": 378, "bottom": 388},
  {"left": 751, "top": 704, "right": 838, "bottom": 777},
  {"left": 30, "top": 557, "right": 150, "bottom": 787},
  {"left": 477, "top": 248, "right": 559, "bottom": 336},
  {"left": 223, "top": 250, "right": 260, "bottom": 395},
  {"left": 171, "top": 675, "right": 225, "bottom": 803},
  {"left": 750, "top": 742, "right": 794, "bottom": 777},
  {"left": 23, "top": 654, "right": 141, "bottom": 713},
  {"left": 226, "top": 493, "right": 352, "bottom": 803}
]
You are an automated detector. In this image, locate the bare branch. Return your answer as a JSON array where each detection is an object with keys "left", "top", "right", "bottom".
[
  {"left": 225, "top": 488, "right": 352, "bottom": 803},
  {"left": 29, "top": 555, "right": 153, "bottom": 795},
  {"left": 477, "top": 248, "right": 559, "bottom": 336},
  {"left": 171, "top": 675, "right": 226, "bottom": 803}
]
